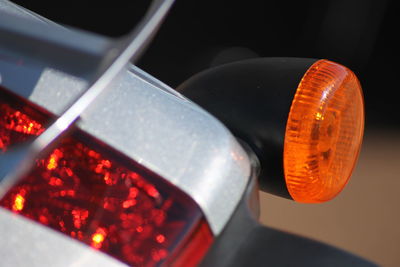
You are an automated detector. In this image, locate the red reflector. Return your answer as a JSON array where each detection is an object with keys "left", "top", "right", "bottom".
[
  {"left": 168, "top": 219, "right": 214, "bottom": 267},
  {"left": 0, "top": 87, "right": 213, "bottom": 266},
  {"left": 0, "top": 93, "right": 46, "bottom": 151}
]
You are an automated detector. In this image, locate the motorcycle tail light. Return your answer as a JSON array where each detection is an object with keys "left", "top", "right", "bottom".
[
  {"left": 284, "top": 60, "right": 364, "bottom": 203},
  {"left": 0, "top": 87, "right": 213, "bottom": 266}
]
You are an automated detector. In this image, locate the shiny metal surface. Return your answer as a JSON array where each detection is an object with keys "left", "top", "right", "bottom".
[
  {"left": 0, "top": 1, "right": 251, "bottom": 235},
  {"left": 1, "top": 63, "right": 251, "bottom": 234},
  {"left": 0, "top": 208, "right": 126, "bottom": 267}
]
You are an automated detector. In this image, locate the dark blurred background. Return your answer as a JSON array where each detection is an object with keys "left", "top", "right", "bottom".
[{"left": 10, "top": 0, "right": 399, "bottom": 266}]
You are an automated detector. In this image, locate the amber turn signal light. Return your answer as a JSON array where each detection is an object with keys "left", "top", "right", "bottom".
[
  {"left": 284, "top": 60, "right": 364, "bottom": 203},
  {"left": 177, "top": 57, "right": 364, "bottom": 203}
]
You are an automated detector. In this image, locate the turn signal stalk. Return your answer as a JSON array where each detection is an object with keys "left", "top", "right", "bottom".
[{"left": 178, "top": 58, "right": 364, "bottom": 203}]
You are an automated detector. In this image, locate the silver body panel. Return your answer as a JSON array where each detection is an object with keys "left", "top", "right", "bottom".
[{"left": 0, "top": 0, "right": 251, "bottom": 236}]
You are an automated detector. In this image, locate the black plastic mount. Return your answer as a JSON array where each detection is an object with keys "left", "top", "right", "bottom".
[{"left": 177, "top": 57, "right": 317, "bottom": 199}]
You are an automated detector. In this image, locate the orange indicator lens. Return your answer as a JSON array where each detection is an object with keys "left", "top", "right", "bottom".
[{"left": 284, "top": 60, "right": 364, "bottom": 203}]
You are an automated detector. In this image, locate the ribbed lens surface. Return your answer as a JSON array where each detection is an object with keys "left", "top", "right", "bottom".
[
  {"left": 0, "top": 87, "right": 212, "bottom": 266},
  {"left": 284, "top": 60, "right": 364, "bottom": 203}
]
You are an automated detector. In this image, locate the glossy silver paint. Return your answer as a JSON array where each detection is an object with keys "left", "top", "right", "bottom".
[{"left": 0, "top": 0, "right": 251, "bottom": 236}]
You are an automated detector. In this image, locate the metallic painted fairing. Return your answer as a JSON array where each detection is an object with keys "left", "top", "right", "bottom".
[{"left": 0, "top": 0, "right": 251, "bottom": 235}]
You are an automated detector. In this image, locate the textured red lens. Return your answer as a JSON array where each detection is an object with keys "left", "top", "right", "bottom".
[
  {"left": 0, "top": 94, "right": 46, "bottom": 151},
  {"left": 168, "top": 219, "right": 214, "bottom": 267},
  {"left": 0, "top": 87, "right": 213, "bottom": 266}
]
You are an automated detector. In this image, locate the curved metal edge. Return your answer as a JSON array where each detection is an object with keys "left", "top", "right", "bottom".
[{"left": 0, "top": 0, "right": 251, "bottom": 235}]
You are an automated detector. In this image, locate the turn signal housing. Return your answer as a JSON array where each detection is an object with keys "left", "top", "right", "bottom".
[{"left": 178, "top": 57, "right": 364, "bottom": 203}]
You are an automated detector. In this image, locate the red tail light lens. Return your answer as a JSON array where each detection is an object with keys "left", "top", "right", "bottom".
[{"left": 0, "top": 87, "right": 213, "bottom": 266}]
